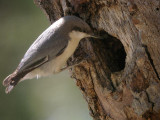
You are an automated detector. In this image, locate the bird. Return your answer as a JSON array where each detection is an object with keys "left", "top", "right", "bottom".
[{"left": 3, "top": 16, "right": 97, "bottom": 94}]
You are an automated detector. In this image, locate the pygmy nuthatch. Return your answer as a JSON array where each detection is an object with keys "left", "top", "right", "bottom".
[{"left": 3, "top": 16, "right": 95, "bottom": 93}]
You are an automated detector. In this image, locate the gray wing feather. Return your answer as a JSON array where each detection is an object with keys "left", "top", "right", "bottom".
[{"left": 18, "top": 19, "right": 68, "bottom": 72}]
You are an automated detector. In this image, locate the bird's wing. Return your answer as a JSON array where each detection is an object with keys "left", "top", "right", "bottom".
[{"left": 18, "top": 25, "right": 68, "bottom": 73}]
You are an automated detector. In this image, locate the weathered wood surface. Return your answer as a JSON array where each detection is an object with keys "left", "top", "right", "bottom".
[{"left": 34, "top": 0, "right": 160, "bottom": 120}]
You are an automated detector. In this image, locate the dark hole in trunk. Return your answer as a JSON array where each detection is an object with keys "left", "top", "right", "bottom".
[{"left": 98, "top": 30, "right": 126, "bottom": 72}]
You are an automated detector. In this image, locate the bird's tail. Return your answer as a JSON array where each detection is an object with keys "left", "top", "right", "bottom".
[{"left": 3, "top": 70, "right": 21, "bottom": 94}]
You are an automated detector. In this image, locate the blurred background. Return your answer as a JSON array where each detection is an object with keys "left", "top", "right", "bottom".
[{"left": 0, "top": 0, "right": 91, "bottom": 120}]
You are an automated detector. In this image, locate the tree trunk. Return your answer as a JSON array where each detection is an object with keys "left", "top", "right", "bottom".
[{"left": 34, "top": 0, "right": 160, "bottom": 120}]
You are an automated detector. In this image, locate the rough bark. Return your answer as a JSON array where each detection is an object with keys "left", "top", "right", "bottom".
[{"left": 34, "top": 0, "right": 160, "bottom": 120}]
